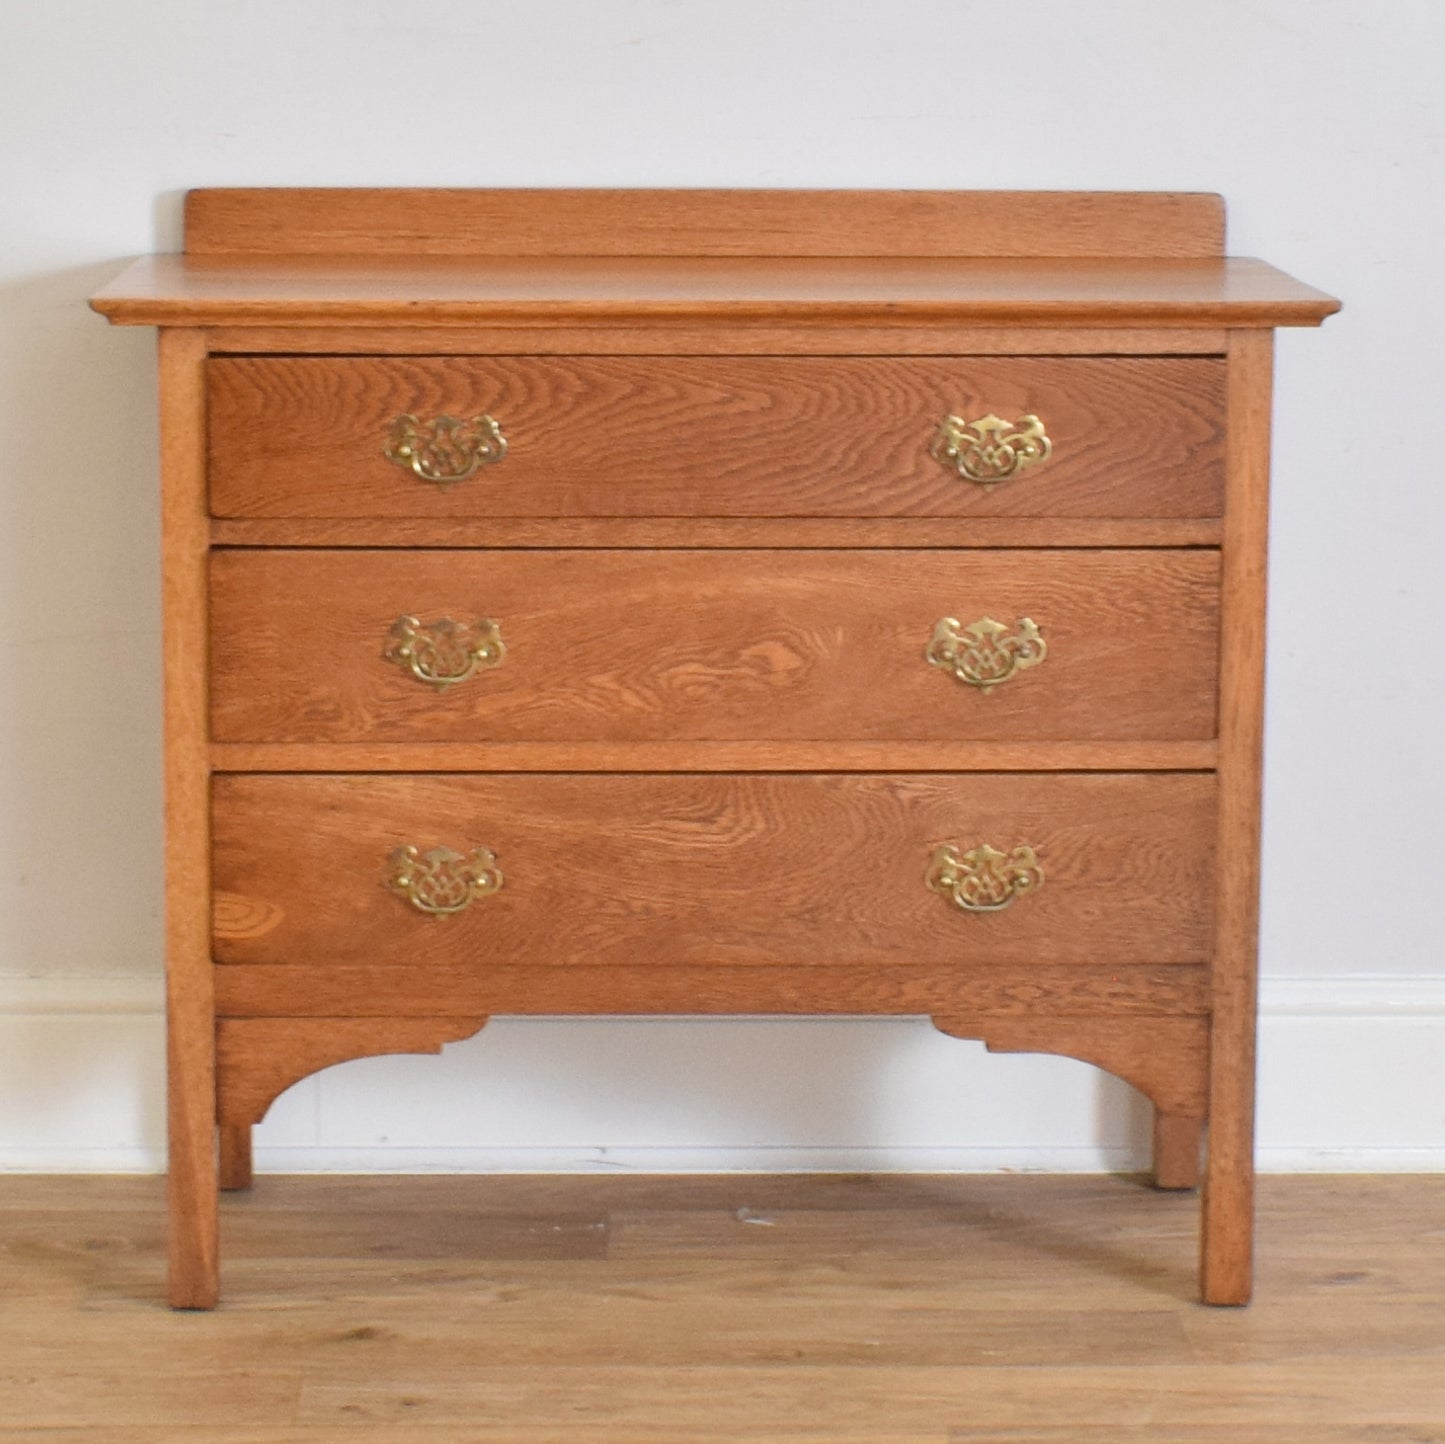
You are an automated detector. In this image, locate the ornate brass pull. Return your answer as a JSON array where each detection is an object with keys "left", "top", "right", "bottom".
[
  {"left": 387, "top": 845, "right": 503, "bottom": 916},
  {"left": 926, "top": 843, "right": 1043, "bottom": 914},
  {"left": 383, "top": 413, "right": 507, "bottom": 488},
  {"left": 927, "top": 616, "right": 1046, "bottom": 693},
  {"left": 385, "top": 616, "right": 505, "bottom": 690},
  {"left": 930, "top": 413, "right": 1051, "bottom": 486}
]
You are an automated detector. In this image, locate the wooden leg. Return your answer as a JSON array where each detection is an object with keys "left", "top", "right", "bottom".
[
  {"left": 219, "top": 1123, "right": 253, "bottom": 1192},
  {"left": 1201, "top": 1007, "right": 1257, "bottom": 1304},
  {"left": 1200, "top": 329, "right": 1272, "bottom": 1308},
  {"left": 1152, "top": 1111, "right": 1202, "bottom": 1191},
  {"left": 1201, "top": 1100, "right": 1255, "bottom": 1305},
  {"left": 167, "top": 1015, "right": 219, "bottom": 1309},
  {"left": 159, "top": 327, "right": 220, "bottom": 1311}
]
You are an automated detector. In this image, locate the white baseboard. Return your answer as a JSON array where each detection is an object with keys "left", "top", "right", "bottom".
[
  {"left": 2, "top": 973, "right": 1442, "bottom": 1174},
  {"left": 1, "top": 974, "right": 165, "bottom": 1014},
  {"left": 251, "top": 1145, "right": 1177, "bottom": 1174},
  {"left": 1259, "top": 975, "right": 1445, "bottom": 1016}
]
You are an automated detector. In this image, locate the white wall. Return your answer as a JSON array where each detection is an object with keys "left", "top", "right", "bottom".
[{"left": 1, "top": 0, "right": 1441, "bottom": 1173}]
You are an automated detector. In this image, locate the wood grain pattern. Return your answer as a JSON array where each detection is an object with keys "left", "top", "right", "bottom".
[
  {"left": 87, "top": 191, "right": 1339, "bottom": 1310},
  {"left": 207, "top": 355, "right": 1225, "bottom": 520},
  {"left": 212, "top": 963, "right": 1210, "bottom": 1021},
  {"left": 216, "top": 1018, "right": 487, "bottom": 1126},
  {"left": 932, "top": 1016, "right": 1208, "bottom": 1117},
  {"left": 89, "top": 254, "right": 1341, "bottom": 331},
  {"left": 291, "top": 1362, "right": 1445, "bottom": 1433},
  {"left": 183, "top": 188, "right": 1228, "bottom": 258},
  {"left": 208, "top": 516, "right": 1225, "bottom": 548},
  {"left": 208, "top": 739, "right": 1219, "bottom": 774},
  {"left": 1201, "top": 330, "right": 1274, "bottom": 1306},
  {"left": 210, "top": 773, "right": 1216, "bottom": 972},
  {"left": 156, "top": 328, "right": 218, "bottom": 1310},
  {"left": 209, "top": 549, "right": 1220, "bottom": 744},
  {"left": 202, "top": 323, "right": 1232, "bottom": 356},
  {"left": 6, "top": 1176, "right": 1440, "bottom": 1437}
]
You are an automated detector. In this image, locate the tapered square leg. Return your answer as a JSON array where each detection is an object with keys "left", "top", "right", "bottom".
[
  {"left": 166, "top": 1023, "right": 219, "bottom": 1309},
  {"left": 1201, "top": 1111, "right": 1255, "bottom": 1305},
  {"left": 159, "top": 326, "right": 220, "bottom": 1311},
  {"left": 1198, "top": 329, "right": 1272, "bottom": 1308}
]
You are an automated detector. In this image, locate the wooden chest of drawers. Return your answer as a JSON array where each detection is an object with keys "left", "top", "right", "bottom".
[{"left": 91, "top": 188, "right": 1338, "bottom": 1309}]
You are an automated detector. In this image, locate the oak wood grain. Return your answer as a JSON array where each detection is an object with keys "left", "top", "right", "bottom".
[
  {"left": 208, "top": 516, "right": 1225, "bottom": 548},
  {"left": 207, "top": 355, "right": 1225, "bottom": 520},
  {"left": 210, "top": 773, "right": 1216, "bottom": 972},
  {"left": 183, "top": 188, "right": 1228, "bottom": 258},
  {"left": 216, "top": 1018, "right": 487, "bottom": 1126},
  {"left": 156, "top": 329, "right": 218, "bottom": 1310},
  {"left": 1201, "top": 329, "right": 1275, "bottom": 1306},
  {"left": 85, "top": 190, "right": 1339, "bottom": 1311},
  {"left": 209, "top": 549, "right": 1220, "bottom": 744},
  {"left": 933, "top": 1016, "right": 1209, "bottom": 1117},
  {"left": 89, "top": 254, "right": 1341, "bottom": 331},
  {"left": 202, "top": 323, "right": 1231, "bottom": 356},
  {"left": 208, "top": 739, "right": 1219, "bottom": 774},
  {"left": 212, "top": 963, "right": 1210, "bottom": 1021}
]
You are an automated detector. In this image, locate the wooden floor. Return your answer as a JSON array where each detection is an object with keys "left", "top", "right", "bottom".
[{"left": 1, "top": 1174, "right": 1441, "bottom": 1441}]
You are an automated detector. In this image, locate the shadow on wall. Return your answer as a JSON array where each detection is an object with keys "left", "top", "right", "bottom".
[{"left": 0, "top": 260, "right": 164, "bottom": 996}]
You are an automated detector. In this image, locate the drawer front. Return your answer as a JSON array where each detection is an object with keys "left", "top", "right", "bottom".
[
  {"left": 207, "top": 356, "right": 1224, "bottom": 519},
  {"left": 210, "top": 548, "right": 1220, "bottom": 743},
  {"left": 212, "top": 773, "right": 1216, "bottom": 969}
]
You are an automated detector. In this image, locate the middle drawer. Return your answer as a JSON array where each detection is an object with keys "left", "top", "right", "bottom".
[{"left": 211, "top": 549, "right": 1220, "bottom": 743}]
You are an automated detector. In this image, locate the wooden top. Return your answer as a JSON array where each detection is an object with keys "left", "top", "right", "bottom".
[
  {"left": 185, "top": 188, "right": 1227, "bottom": 259},
  {"left": 89, "top": 189, "right": 1339, "bottom": 329},
  {"left": 90, "top": 254, "right": 1338, "bottom": 329}
]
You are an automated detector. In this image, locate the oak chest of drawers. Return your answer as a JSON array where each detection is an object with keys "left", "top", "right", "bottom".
[{"left": 91, "top": 188, "right": 1338, "bottom": 1309}]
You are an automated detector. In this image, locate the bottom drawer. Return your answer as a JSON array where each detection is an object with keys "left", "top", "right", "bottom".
[{"left": 212, "top": 773, "right": 1215, "bottom": 971}]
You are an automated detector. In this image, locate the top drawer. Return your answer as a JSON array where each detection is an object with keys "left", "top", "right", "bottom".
[{"left": 207, "top": 356, "right": 1224, "bottom": 520}]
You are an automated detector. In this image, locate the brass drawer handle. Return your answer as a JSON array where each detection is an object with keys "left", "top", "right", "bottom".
[
  {"left": 930, "top": 413, "right": 1051, "bottom": 486},
  {"left": 927, "top": 843, "right": 1043, "bottom": 913},
  {"left": 383, "top": 413, "right": 507, "bottom": 487},
  {"left": 387, "top": 845, "right": 503, "bottom": 916},
  {"left": 926, "top": 615, "right": 1046, "bottom": 693},
  {"left": 385, "top": 615, "right": 505, "bottom": 690}
]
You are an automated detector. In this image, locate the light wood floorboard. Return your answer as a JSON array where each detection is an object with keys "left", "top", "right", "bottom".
[{"left": 0, "top": 1174, "right": 1441, "bottom": 1440}]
